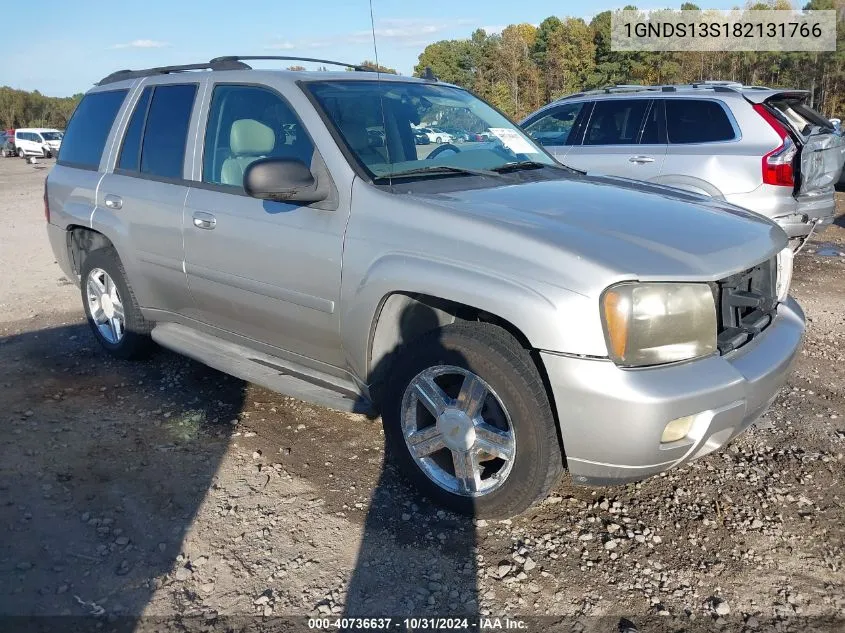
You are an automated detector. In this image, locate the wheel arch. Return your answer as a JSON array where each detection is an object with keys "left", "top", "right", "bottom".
[{"left": 66, "top": 225, "right": 117, "bottom": 277}]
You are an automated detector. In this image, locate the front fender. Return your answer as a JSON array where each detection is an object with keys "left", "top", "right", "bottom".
[{"left": 339, "top": 253, "right": 607, "bottom": 382}]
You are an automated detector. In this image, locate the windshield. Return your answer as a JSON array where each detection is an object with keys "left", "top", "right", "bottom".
[
  {"left": 305, "top": 80, "right": 555, "bottom": 180},
  {"left": 41, "top": 131, "right": 62, "bottom": 141}
]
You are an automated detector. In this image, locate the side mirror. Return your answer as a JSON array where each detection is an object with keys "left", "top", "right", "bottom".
[{"left": 243, "top": 158, "right": 327, "bottom": 203}]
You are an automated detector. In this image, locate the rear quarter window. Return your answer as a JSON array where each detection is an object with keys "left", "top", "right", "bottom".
[
  {"left": 665, "top": 99, "right": 736, "bottom": 144},
  {"left": 58, "top": 90, "right": 128, "bottom": 168}
]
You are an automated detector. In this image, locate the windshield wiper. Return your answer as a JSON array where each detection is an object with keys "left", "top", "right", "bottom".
[
  {"left": 374, "top": 165, "right": 501, "bottom": 182},
  {"left": 491, "top": 160, "right": 563, "bottom": 173},
  {"left": 492, "top": 160, "right": 585, "bottom": 175}
]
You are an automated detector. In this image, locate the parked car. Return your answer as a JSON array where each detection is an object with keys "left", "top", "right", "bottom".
[
  {"left": 14, "top": 128, "right": 63, "bottom": 158},
  {"left": 417, "top": 127, "right": 453, "bottom": 144},
  {"left": 0, "top": 133, "right": 15, "bottom": 157},
  {"left": 466, "top": 131, "right": 491, "bottom": 142},
  {"left": 413, "top": 130, "right": 431, "bottom": 145},
  {"left": 522, "top": 82, "right": 845, "bottom": 249},
  {"left": 367, "top": 128, "right": 386, "bottom": 147},
  {"left": 439, "top": 127, "right": 471, "bottom": 143},
  {"left": 46, "top": 58, "right": 804, "bottom": 518}
]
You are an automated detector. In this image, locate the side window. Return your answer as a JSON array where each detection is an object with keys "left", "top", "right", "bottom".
[
  {"left": 139, "top": 84, "right": 197, "bottom": 180},
  {"left": 202, "top": 84, "right": 314, "bottom": 188},
  {"left": 59, "top": 90, "right": 128, "bottom": 168},
  {"left": 523, "top": 103, "right": 585, "bottom": 146},
  {"left": 117, "top": 87, "right": 152, "bottom": 171},
  {"left": 584, "top": 99, "right": 649, "bottom": 146},
  {"left": 639, "top": 100, "right": 664, "bottom": 144},
  {"left": 665, "top": 99, "right": 736, "bottom": 144}
]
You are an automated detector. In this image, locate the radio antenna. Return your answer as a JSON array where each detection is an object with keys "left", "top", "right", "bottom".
[
  {"left": 369, "top": 0, "right": 392, "bottom": 183},
  {"left": 368, "top": 0, "right": 380, "bottom": 72}
]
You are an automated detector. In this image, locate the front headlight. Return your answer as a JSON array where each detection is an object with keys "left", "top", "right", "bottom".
[
  {"left": 775, "top": 247, "right": 793, "bottom": 303},
  {"left": 601, "top": 282, "right": 717, "bottom": 367}
]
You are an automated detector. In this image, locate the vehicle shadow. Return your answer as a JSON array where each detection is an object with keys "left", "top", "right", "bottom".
[
  {"left": 0, "top": 306, "right": 481, "bottom": 630},
  {"left": 0, "top": 318, "right": 245, "bottom": 629},
  {"left": 344, "top": 304, "right": 480, "bottom": 622}
]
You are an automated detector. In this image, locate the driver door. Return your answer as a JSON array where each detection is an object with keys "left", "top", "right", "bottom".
[{"left": 182, "top": 82, "right": 348, "bottom": 367}]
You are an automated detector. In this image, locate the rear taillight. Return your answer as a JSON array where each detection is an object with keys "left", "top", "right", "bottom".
[
  {"left": 754, "top": 103, "right": 796, "bottom": 187},
  {"left": 43, "top": 180, "right": 50, "bottom": 223}
]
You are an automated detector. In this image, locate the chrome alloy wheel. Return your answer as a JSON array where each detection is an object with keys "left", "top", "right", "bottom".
[
  {"left": 86, "top": 268, "right": 126, "bottom": 344},
  {"left": 401, "top": 366, "right": 516, "bottom": 497}
]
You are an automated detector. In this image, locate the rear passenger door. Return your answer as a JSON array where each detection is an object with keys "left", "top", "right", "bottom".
[
  {"left": 182, "top": 82, "right": 347, "bottom": 367},
  {"left": 661, "top": 98, "right": 740, "bottom": 196},
  {"left": 97, "top": 79, "right": 200, "bottom": 315},
  {"left": 565, "top": 98, "right": 666, "bottom": 181}
]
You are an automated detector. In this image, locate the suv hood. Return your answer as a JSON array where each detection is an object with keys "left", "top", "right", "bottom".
[{"left": 409, "top": 174, "right": 786, "bottom": 295}]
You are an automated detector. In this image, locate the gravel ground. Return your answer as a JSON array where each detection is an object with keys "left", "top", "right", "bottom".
[{"left": 0, "top": 157, "right": 843, "bottom": 632}]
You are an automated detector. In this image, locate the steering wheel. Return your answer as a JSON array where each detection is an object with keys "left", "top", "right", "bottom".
[{"left": 427, "top": 143, "right": 461, "bottom": 160}]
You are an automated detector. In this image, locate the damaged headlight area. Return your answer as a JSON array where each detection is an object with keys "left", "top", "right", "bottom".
[{"left": 601, "top": 282, "right": 717, "bottom": 367}]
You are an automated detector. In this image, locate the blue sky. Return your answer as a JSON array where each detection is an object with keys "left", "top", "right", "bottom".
[{"left": 4, "top": 0, "right": 739, "bottom": 97}]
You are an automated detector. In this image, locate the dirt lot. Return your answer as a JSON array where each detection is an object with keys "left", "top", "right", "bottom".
[{"left": 0, "top": 157, "right": 843, "bottom": 632}]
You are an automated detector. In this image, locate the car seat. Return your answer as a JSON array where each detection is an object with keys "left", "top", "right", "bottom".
[{"left": 221, "top": 119, "right": 275, "bottom": 186}]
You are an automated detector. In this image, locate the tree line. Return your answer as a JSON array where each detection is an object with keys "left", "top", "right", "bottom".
[
  {"left": 414, "top": 0, "right": 845, "bottom": 121},
  {"left": 0, "top": 87, "right": 82, "bottom": 130},
  {"left": 3, "top": 1, "right": 841, "bottom": 130}
]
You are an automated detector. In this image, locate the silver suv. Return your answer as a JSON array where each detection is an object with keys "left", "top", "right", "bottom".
[
  {"left": 46, "top": 58, "right": 804, "bottom": 517},
  {"left": 521, "top": 82, "right": 845, "bottom": 247}
]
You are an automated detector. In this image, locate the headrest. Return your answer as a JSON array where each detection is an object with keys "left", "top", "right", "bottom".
[{"left": 230, "top": 119, "right": 275, "bottom": 155}]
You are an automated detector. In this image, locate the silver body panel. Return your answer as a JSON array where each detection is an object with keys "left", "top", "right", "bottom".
[
  {"left": 523, "top": 87, "right": 844, "bottom": 239},
  {"left": 46, "top": 69, "right": 805, "bottom": 485}
]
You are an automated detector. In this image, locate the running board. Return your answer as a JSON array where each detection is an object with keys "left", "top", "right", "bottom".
[{"left": 151, "top": 323, "right": 374, "bottom": 415}]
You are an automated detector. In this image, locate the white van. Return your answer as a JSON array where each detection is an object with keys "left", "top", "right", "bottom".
[{"left": 14, "top": 128, "right": 63, "bottom": 158}]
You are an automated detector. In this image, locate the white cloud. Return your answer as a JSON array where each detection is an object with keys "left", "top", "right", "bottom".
[
  {"left": 111, "top": 39, "right": 170, "bottom": 50},
  {"left": 480, "top": 24, "right": 507, "bottom": 35},
  {"left": 265, "top": 38, "right": 330, "bottom": 50},
  {"left": 348, "top": 18, "right": 475, "bottom": 45},
  {"left": 264, "top": 41, "right": 296, "bottom": 50},
  {"left": 266, "top": 18, "right": 475, "bottom": 52}
]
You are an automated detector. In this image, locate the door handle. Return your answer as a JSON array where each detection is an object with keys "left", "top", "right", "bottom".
[
  {"left": 104, "top": 194, "right": 123, "bottom": 210},
  {"left": 629, "top": 155, "right": 655, "bottom": 164},
  {"left": 192, "top": 212, "right": 217, "bottom": 230}
]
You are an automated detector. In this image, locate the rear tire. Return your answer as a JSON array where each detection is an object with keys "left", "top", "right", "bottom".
[
  {"left": 17, "top": 148, "right": 24, "bottom": 158},
  {"left": 382, "top": 322, "right": 563, "bottom": 518},
  {"left": 80, "top": 248, "right": 153, "bottom": 360}
]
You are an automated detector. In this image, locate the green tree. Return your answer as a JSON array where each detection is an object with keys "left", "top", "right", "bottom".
[
  {"left": 351, "top": 60, "right": 398, "bottom": 74},
  {"left": 414, "top": 39, "right": 475, "bottom": 85}
]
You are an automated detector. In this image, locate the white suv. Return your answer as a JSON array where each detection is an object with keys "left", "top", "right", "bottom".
[{"left": 14, "top": 128, "right": 63, "bottom": 158}]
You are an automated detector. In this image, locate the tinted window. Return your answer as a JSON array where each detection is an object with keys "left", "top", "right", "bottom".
[
  {"left": 203, "top": 84, "right": 314, "bottom": 187},
  {"left": 666, "top": 99, "right": 735, "bottom": 143},
  {"left": 584, "top": 99, "right": 649, "bottom": 146},
  {"left": 140, "top": 84, "right": 197, "bottom": 179},
  {"left": 523, "top": 103, "right": 585, "bottom": 146},
  {"left": 639, "top": 101, "right": 663, "bottom": 144},
  {"left": 118, "top": 87, "right": 152, "bottom": 171},
  {"left": 59, "top": 90, "right": 127, "bottom": 167}
]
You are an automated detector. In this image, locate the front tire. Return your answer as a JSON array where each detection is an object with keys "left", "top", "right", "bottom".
[
  {"left": 383, "top": 322, "right": 563, "bottom": 518},
  {"left": 17, "top": 148, "right": 24, "bottom": 158},
  {"left": 80, "top": 248, "right": 152, "bottom": 360}
]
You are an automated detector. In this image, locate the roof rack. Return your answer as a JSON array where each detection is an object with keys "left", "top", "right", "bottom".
[
  {"left": 97, "top": 55, "right": 375, "bottom": 86},
  {"left": 209, "top": 56, "right": 376, "bottom": 72},
  {"left": 555, "top": 81, "right": 771, "bottom": 102}
]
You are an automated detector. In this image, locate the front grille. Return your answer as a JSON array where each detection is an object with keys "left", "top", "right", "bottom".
[{"left": 713, "top": 257, "right": 777, "bottom": 354}]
